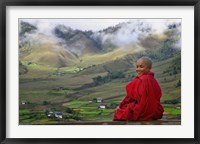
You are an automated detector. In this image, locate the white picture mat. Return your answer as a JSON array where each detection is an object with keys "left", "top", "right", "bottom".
[{"left": 6, "top": 6, "right": 194, "bottom": 138}]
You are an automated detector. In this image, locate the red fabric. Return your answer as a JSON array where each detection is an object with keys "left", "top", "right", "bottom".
[{"left": 113, "top": 72, "right": 164, "bottom": 121}]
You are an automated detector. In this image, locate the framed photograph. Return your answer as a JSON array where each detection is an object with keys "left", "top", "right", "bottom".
[{"left": 0, "top": 0, "right": 199, "bottom": 143}]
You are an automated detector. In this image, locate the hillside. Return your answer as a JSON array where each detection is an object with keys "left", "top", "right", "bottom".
[
  {"left": 19, "top": 52, "right": 181, "bottom": 124},
  {"left": 20, "top": 34, "right": 78, "bottom": 67}
]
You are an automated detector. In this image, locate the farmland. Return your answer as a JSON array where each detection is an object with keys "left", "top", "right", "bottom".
[{"left": 19, "top": 53, "right": 181, "bottom": 125}]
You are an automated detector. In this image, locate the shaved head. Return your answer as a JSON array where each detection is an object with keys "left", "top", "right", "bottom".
[{"left": 137, "top": 56, "right": 152, "bottom": 68}]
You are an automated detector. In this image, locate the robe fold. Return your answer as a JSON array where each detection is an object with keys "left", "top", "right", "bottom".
[{"left": 113, "top": 72, "right": 164, "bottom": 121}]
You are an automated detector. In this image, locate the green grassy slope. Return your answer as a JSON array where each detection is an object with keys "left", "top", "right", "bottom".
[{"left": 19, "top": 50, "right": 181, "bottom": 124}]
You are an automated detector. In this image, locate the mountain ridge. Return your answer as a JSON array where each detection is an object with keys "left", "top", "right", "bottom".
[{"left": 19, "top": 19, "right": 181, "bottom": 68}]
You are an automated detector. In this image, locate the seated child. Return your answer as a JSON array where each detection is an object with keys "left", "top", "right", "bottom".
[{"left": 113, "top": 57, "right": 164, "bottom": 121}]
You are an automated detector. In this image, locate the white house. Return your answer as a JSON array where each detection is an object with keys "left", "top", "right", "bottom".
[
  {"left": 54, "top": 112, "right": 63, "bottom": 119},
  {"left": 97, "top": 98, "right": 103, "bottom": 103},
  {"left": 47, "top": 111, "right": 63, "bottom": 119},
  {"left": 47, "top": 111, "right": 54, "bottom": 117},
  {"left": 21, "top": 101, "right": 28, "bottom": 105},
  {"left": 99, "top": 104, "right": 107, "bottom": 109}
]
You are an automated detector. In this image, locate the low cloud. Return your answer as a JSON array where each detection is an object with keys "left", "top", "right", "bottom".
[{"left": 19, "top": 19, "right": 181, "bottom": 53}]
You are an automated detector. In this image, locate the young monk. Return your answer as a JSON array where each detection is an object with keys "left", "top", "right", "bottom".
[{"left": 113, "top": 57, "right": 164, "bottom": 121}]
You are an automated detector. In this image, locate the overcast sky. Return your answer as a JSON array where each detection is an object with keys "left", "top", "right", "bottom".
[{"left": 20, "top": 18, "right": 181, "bottom": 32}]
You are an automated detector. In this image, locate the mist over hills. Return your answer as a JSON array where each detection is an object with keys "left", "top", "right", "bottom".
[{"left": 19, "top": 19, "right": 181, "bottom": 68}]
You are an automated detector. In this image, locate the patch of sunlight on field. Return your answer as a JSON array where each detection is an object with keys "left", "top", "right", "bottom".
[
  {"left": 22, "top": 61, "right": 56, "bottom": 71},
  {"left": 79, "top": 107, "right": 114, "bottom": 121},
  {"left": 102, "top": 109, "right": 114, "bottom": 113},
  {"left": 59, "top": 66, "right": 82, "bottom": 74},
  {"left": 69, "top": 101, "right": 90, "bottom": 105},
  {"left": 80, "top": 111, "right": 100, "bottom": 115},
  {"left": 80, "top": 106, "right": 98, "bottom": 109},
  {"left": 164, "top": 103, "right": 181, "bottom": 108},
  {"left": 164, "top": 107, "right": 181, "bottom": 115},
  {"left": 67, "top": 101, "right": 90, "bottom": 108}
]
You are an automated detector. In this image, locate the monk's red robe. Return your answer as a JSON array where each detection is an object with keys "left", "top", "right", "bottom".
[{"left": 113, "top": 72, "right": 164, "bottom": 121}]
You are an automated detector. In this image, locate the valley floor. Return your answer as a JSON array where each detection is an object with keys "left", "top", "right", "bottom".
[{"left": 19, "top": 53, "right": 181, "bottom": 125}]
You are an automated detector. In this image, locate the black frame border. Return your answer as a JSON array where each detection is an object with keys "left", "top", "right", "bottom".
[{"left": 0, "top": 0, "right": 199, "bottom": 144}]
